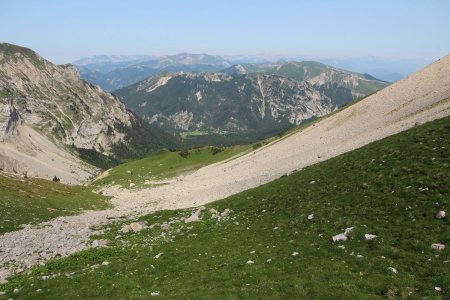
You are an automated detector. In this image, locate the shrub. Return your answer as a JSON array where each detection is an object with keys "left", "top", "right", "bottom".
[
  {"left": 179, "top": 149, "right": 190, "bottom": 158},
  {"left": 252, "top": 142, "right": 263, "bottom": 150},
  {"left": 211, "top": 147, "right": 224, "bottom": 155},
  {"left": 52, "top": 176, "right": 60, "bottom": 182}
]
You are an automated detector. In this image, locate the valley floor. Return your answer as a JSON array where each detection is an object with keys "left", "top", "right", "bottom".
[{"left": 0, "top": 60, "right": 449, "bottom": 284}]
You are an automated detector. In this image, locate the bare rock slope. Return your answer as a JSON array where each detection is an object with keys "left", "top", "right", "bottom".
[
  {"left": 0, "top": 54, "right": 449, "bottom": 282},
  {"left": 0, "top": 43, "right": 178, "bottom": 183}
]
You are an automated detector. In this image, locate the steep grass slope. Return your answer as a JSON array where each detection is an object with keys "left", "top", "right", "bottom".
[
  {"left": 0, "top": 173, "right": 110, "bottom": 235},
  {"left": 93, "top": 145, "right": 251, "bottom": 189},
  {"left": 1, "top": 113, "right": 448, "bottom": 299}
]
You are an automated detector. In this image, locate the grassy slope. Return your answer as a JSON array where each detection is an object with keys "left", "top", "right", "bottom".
[
  {"left": 92, "top": 145, "right": 252, "bottom": 188},
  {"left": 0, "top": 174, "right": 111, "bottom": 235},
  {"left": 1, "top": 116, "right": 449, "bottom": 299}
]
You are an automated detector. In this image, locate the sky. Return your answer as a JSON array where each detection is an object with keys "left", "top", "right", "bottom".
[{"left": 1, "top": 0, "right": 450, "bottom": 64}]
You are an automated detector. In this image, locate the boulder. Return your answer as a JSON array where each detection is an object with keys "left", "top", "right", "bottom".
[{"left": 436, "top": 211, "right": 446, "bottom": 219}]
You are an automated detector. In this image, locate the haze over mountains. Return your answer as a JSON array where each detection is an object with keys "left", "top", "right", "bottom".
[{"left": 74, "top": 53, "right": 416, "bottom": 91}]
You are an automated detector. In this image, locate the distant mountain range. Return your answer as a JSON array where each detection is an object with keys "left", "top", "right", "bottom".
[
  {"left": 115, "top": 62, "right": 388, "bottom": 145},
  {"left": 75, "top": 53, "right": 430, "bottom": 90},
  {"left": 0, "top": 43, "right": 179, "bottom": 182},
  {"left": 76, "top": 53, "right": 231, "bottom": 91}
]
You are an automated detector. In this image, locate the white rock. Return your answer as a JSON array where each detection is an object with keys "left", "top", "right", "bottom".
[
  {"left": 150, "top": 291, "right": 160, "bottom": 296},
  {"left": 292, "top": 252, "right": 299, "bottom": 256},
  {"left": 435, "top": 286, "right": 442, "bottom": 292},
  {"left": 365, "top": 234, "right": 378, "bottom": 240},
  {"left": 310, "top": 181, "right": 316, "bottom": 184},
  {"left": 0, "top": 292, "right": 5, "bottom": 296},
  {"left": 250, "top": 250, "right": 255, "bottom": 254},
  {"left": 431, "top": 243, "right": 446, "bottom": 251},
  {"left": 102, "top": 261, "right": 110, "bottom": 266},
  {"left": 129, "top": 182, "right": 135, "bottom": 188},
  {"left": 388, "top": 267, "right": 398, "bottom": 274},
  {"left": 184, "top": 214, "right": 200, "bottom": 223},
  {"left": 436, "top": 211, "right": 446, "bottom": 219},
  {"left": 308, "top": 214, "right": 314, "bottom": 220},
  {"left": 332, "top": 233, "right": 348, "bottom": 242},
  {"left": 337, "top": 245, "right": 345, "bottom": 249},
  {"left": 129, "top": 222, "right": 144, "bottom": 232},
  {"left": 246, "top": 260, "right": 254, "bottom": 264},
  {"left": 220, "top": 208, "right": 231, "bottom": 217},
  {"left": 154, "top": 252, "right": 163, "bottom": 259},
  {"left": 13, "top": 288, "right": 19, "bottom": 293},
  {"left": 266, "top": 259, "right": 272, "bottom": 263},
  {"left": 92, "top": 239, "right": 108, "bottom": 248}
]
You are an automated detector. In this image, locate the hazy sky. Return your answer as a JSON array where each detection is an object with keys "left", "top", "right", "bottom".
[{"left": 1, "top": 0, "right": 449, "bottom": 64}]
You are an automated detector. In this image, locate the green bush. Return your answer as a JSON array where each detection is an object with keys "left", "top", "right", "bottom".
[
  {"left": 210, "top": 147, "right": 224, "bottom": 155},
  {"left": 179, "top": 149, "right": 190, "bottom": 158}
]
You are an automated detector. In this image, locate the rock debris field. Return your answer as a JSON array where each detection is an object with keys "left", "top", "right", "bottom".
[{"left": 1, "top": 55, "right": 450, "bottom": 283}]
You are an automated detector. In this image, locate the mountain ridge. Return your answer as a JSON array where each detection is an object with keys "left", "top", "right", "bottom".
[{"left": 0, "top": 43, "right": 178, "bottom": 183}]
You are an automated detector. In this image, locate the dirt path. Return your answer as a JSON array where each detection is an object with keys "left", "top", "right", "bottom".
[{"left": 1, "top": 55, "right": 449, "bottom": 283}]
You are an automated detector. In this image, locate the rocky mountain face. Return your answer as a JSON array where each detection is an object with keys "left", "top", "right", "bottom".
[
  {"left": 0, "top": 43, "right": 178, "bottom": 183},
  {"left": 76, "top": 53, "right": 231, "bottom": 91},
  {"left": 115, "top": 62, "right": 388, "bottom": 145},
  {"left": 224, "top": 61, "right": 388, "bottom": 102}
]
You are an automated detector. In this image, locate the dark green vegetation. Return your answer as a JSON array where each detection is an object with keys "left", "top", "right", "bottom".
[
  {"left": 0, "top": 174, "right": 111, "bottom": 235},
  {"left": 2, "top": 115, "right": 448, "bottom": 298},
  {"left": 92, "top": 145, "right": 251, "bottom": 188}
]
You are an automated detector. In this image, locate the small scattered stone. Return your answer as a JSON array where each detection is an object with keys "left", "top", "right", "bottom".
[
  {"left": 41, "top": 275, "right": 50, "bottom": 280},
  {"left": 13, "top": 288, "right": 19, "bottom": 293},
  {"left": 337, "top": 245, "right": 345, "bottom": 249},
  {"left": 308, "top": 214, "right": 314, "bottom": 220},
  {"left": 435, "top": 287, "right": 442, "bottom": 292},
  {"left": 129, "top": 222, "right": 144, "bottom": 232},
  {"left": 129, "top": 182, "right": 135, "bottom": 188},
  {"left": 102, "top": 261, "right": 110, "bottom": 266},
  {"left": 332, "top": 227, "right": 354, "bottom": 242},
  {"left": 36, "top": 289, "right": 43, "bottom": 292},
  {"left": 431, "top": 243, "right": 445, "bottom": 251},
  {"left": 0, "top": 292, "right": 5, "bottom": 296},
  {"left": 436, "top": 211, "right": 446, "bottom": 219},
  {"left": 388, "top": 267, "right": 398, "bottom": 274},
  {"left": 365, "top": 234, "right": 378, "bottom": 240},
  {"left": 246, "top": 260, "right": 254, "bottom": 264},
  {"left": 250, "top": 250, "right": 256, "bottom": 254},
  {"left": 150, "top": 291, "right": 160, "bottom": 296},
  {"left": 292, "top": 252, "right": 299, "bottom": 256},
  {"left": 220, "top": 208, "right": 231, "bottom": 217},
  {"left": 154, "top": 252, "right": 163, "bottom": 259},
  {"left": 92, "top": 239, "right": 109, "bottom": 248},
  {"left": 266, "top": 259, "right": 272, "bottom": 263},
  {"left": 310, "top": 181, "right": 316, "bottom": 184},
  {"left": 332, "top": 233, "right": 348, "bottom": 242}
]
